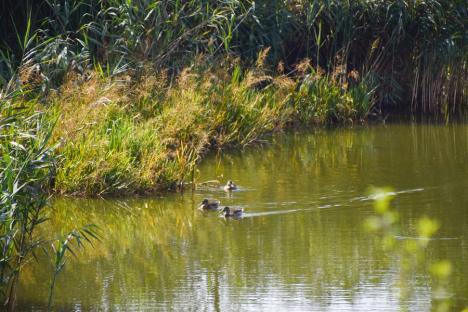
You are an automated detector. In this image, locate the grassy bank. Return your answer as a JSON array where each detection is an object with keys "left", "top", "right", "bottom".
[
  {"left": 1, "top": 0, "right": 466, "bottom": 195},
  {"left": 48, "top": 58, "right": 373, "bottom": 195}
]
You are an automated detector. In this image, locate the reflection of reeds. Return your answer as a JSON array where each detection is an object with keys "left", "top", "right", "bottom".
[
  {"left": 22, "top": 195, "right": 386, "bottom": 309},
  {"left": 16, "top": 124, "right": 468, "bottom": 310}
]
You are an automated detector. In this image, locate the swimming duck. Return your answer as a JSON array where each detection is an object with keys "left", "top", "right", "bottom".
[
  {"left": 198, "top": 199, "right": 220, "bottom": 210},
  {"left": 223, "top": 180, "right": 237, "bottom": 191},
  {"left": 221, "top": 206, "right": 243, "bottom": 218}
]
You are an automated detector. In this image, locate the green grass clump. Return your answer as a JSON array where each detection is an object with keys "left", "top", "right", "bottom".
[
  {"left": 293, "top": 67, "right": 375, "bottom": 124},
  {"left": 49, "top": 59, "right": 373, "bottom": 196}
]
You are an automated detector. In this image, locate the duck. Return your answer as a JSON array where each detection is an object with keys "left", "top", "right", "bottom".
[
  {"left": 221, "top": 206, "right": 243, "bottom": 218},
  {"left": 198, "top": 198, "right": 220, "bottom": 210},
  {"left": 223, "top": 180, "right": 237, "bottom": 191}
]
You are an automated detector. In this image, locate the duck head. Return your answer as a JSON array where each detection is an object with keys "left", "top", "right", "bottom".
[{"left": 225, "top": 180, "right": 236, "bottom": 189}]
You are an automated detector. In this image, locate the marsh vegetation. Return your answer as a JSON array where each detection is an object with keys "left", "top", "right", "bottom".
[
  {"left": 2, "top": 0, "right": 466, "bottom": 195},
  {"left": 0, "top": 1, "right": 467, "bottom": 310}
]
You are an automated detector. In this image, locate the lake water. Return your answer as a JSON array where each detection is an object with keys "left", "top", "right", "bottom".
[{"left": 17, "top": 123, "right": 468, "bottom": 311}]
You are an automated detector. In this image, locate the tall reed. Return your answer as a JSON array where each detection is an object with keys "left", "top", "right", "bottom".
[
  {"left": 0, "top": 88, "right": 56, "bottom": 309},
  {"left": 1, "top": 0, "right": 465, "bottom": 115},
  {"left": 0, "top": 86, "right": 98, "bottom": 310}
]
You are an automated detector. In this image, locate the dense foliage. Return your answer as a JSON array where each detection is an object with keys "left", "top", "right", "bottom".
[
  {"left": 0, "top": 0, "right": 466, "bottom": 195},
  {"left": 1, "top": 0, "right": 466, "bottom": 114}
]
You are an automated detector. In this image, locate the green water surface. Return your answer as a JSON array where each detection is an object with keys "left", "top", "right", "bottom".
[{"left": 17, "top": 123, "right": 468, "bottom": 311}]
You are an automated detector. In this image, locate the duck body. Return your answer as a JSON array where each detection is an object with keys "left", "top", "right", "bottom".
[
  {"left": 221, "top": 206, "right": 243, "bottom": 218},
  {"left": 223, "top": 180, "right": 237, "bottom": 191},
  {"left": 198, "top": 199, "right": 220, "bottom": 210}
]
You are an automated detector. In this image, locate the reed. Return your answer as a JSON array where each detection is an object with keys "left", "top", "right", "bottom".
[
  {"left": 0, "top": 86, "right": 98, "bottom": 310},
  {"left": 1, "top": 1, "right": 465, "bottom": 195},
  {"left": 0, "top": 88, "right": 55, "bottom": 309},
  {"left": 1, "top": 0, "right": 465, "bottom": 116}
]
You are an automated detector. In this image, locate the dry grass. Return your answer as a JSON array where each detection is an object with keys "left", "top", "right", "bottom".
[{"left": 47, "top": 58, "right": 374, "bottom": 196}]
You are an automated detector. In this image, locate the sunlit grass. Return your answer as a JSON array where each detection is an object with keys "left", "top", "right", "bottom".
[
  {"left": 48, "top": 59, "right": 373, "bottom": 196},
  {"left": 1, "top": 0, "right": 465, "bottom": 196}
]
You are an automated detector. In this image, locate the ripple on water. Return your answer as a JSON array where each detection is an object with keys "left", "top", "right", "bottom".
[{"left": 16, "top": 124, "right": 468, "bottom": 311}]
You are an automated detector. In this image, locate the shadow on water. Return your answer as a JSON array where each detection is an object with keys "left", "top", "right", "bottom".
[{"left": 16, "top": 124, "right": 468, "bottom": 311}]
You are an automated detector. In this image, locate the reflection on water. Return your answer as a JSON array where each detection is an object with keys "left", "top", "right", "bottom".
[{"left": 18, "top": 124, "right": 468, "bottom": 311}]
